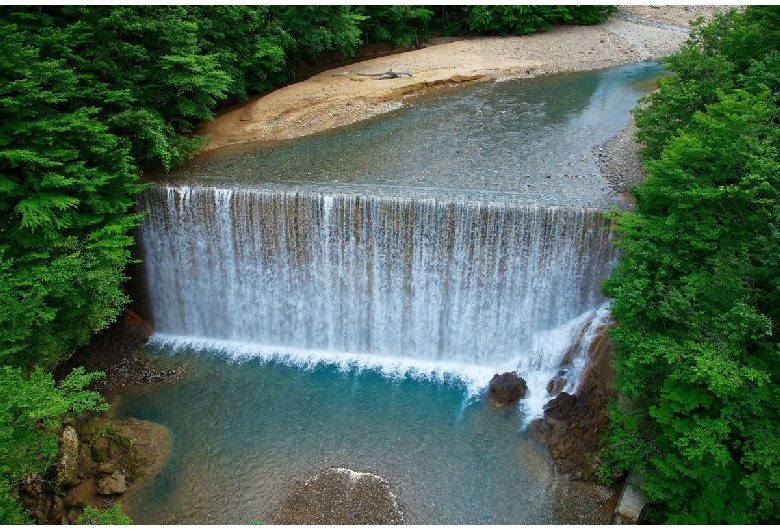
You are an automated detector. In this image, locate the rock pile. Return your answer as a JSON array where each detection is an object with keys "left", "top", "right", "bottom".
[
  {"left": 276, "top": 468, "right": 404, "bottom": 525},
  {"left": 16, "top": 418, "right": 170, "bottom": 524}
]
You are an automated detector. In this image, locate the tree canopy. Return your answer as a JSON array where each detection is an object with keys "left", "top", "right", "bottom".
[{"left": 601, "top": 6, "right": 780, "bottom": 524}]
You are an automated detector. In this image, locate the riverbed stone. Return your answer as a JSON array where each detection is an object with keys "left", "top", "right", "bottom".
[
  {"left": 96, "top": 471, "right": 127, "bottom": 495},
  {"left": 276, "top": 467, "right": 403, "bottom": 524},
  {"left": 487, "top": 372, "right": 528, "bottom": 408}
]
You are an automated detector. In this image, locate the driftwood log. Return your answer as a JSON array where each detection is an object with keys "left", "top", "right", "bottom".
[{"left": 355, "top": 68, "right": 413, "bottom": 79}]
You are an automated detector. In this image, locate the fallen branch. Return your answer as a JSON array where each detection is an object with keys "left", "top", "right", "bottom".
[{"left": 355, "top": 68, "right": 413, "bottom": 80}]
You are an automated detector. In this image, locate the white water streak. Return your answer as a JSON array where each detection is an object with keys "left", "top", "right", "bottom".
[{"left": 138, "top": 185, "right": 617, "bottom": 417}]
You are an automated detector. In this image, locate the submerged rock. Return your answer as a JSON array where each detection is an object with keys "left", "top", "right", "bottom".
[
  {"left": 276, "top": 467, "right": 403, "bottom": 524},
  {"left": 487, "top": 372, "right": 528, "bottom": 408}
]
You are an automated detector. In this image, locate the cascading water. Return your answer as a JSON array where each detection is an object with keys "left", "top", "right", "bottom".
[
  {"left": 137, "top": 183, "right": 617, "bottom": 416},
  {"left": 121, "top": 62, "right": 666, "bottom": 524}
]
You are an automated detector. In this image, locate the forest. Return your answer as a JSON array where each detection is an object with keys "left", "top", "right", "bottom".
[
  {"left": 1, "top": 4, "right": 777, "bottom": 524},
  {"left": 600, "top": 6, "right": 780, "bottom": 524}
]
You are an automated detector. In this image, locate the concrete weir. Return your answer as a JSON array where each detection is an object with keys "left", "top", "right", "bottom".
[{"left": 614, "top": 472, "right": 647, "bottom": 524}]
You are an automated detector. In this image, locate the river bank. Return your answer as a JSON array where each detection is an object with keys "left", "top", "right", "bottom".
[{"left": 194, "top": 5, "right": 729, "bottom": 153}]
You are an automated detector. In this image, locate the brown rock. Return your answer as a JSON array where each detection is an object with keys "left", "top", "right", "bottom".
[
  {"left": 97, "top": 461, "right": 116, "bottom": 474},
  {"left": 63, "top": 478, "right": 96, "bottom": 508},
  {"left": 91, "top": 437, "right": 110, "bottom": 463},
  {"left": 96, "top": 471, "right": 127, "bottom": 495},
  {"left": 487, "top": 372, "right": 528, "bottom": 408},
  {"left": 78, "top": 443, "right": 95, "bottom": 478},
  {"left": 546, "top": 370, "right": 568, "bottom": 396},
  {"left": 50, "top": 495, "right": 68, "bottom": 522}
]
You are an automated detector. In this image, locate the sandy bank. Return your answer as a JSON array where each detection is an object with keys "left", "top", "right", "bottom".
[{"left": 196, "top": 5, "right": 730, "bottom": 152}]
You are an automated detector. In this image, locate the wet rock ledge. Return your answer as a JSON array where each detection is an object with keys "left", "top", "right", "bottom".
[{"left": 531, "top": 325, "right": 617, "bottom": 480}]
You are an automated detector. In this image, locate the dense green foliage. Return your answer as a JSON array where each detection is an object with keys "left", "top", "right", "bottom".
[
  {"left": 2, "top": 9, "right": 146, "bottom": 371},
  {"left": 461, "top": 5, "right": 617, "bottom": 36},
  {"left": 0, "top": 5, "right": 618, "bottom": 522},
  {"left": 601, "top": 6, "right": 780, "bottom": 524},
  {"left": 76, "top": 503, "right": 132, "bottom": 525}
]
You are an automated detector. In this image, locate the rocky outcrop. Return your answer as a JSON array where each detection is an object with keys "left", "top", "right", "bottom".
[
  {"left": 96, "top": 471, "right": 128, "bottom": 495},
  {"left": 487, "top": 371, "right": 528, "bottom": 408},
  {"left": 531, "top": 326, "right": 617, "bottom": 480},
  {"left": 16, "top": 417, "right": 171, "bottom": 524},
  {"left": 276, "top": 468, "right": 404, "bottom": 525},
  {"left": 57, "top": 426, "right": 81, "bottom": 487}
]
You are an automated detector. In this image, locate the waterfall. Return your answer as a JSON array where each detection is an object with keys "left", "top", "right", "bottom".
[{"left": 137, "top": 183, "right": 617, "bottom": 414}]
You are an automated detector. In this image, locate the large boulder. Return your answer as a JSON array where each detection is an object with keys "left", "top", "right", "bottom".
[
  {"left": 96, "top": 471, "right": 127, "bottom": 495},
  {"left": 487, "top": 372, "right": 528, "bottom": 408},
  {"left": 58, "top": 426, "right": 81, "bottom": 487}
]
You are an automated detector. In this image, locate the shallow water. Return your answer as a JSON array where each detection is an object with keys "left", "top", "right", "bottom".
[
  {"left": 173, "top": 61, "right": 665, "bottom": 209},
  {"left": 124, "top": 62, "right": 665, "bottom": 524},
  {"left": 116, "top": 349, "right": 612, "bottom": 524}
]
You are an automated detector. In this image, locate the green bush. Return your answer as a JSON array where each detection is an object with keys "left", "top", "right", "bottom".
[{"left": 77, "top": 503, "right": 132, "bottom": 525}]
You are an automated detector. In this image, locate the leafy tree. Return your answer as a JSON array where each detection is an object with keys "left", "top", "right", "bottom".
[
  {"left": 193, "top": 6, "right": 289, "bottom": 100},
  {"left": 358, "top": 6, "right": 434, "bottom": 48},
  {"left": 601, "top": 6, "right": 780, "bottom": 524},
  {"left": 462, "top": 5, "right": 615, "bottom": 36},
  {"left": 634, "top": 7, "right": 780, "bottom": 160},
  {"left": 37, "top": 5, "right": 233, "bottom": 169},
  {"left": 270, "top": 6, "right": 367, "bottom": 64}
]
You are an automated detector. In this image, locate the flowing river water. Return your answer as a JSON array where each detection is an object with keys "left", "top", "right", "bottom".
[{"left": 117, "top": 61, "right": 665, "bottom": 524}]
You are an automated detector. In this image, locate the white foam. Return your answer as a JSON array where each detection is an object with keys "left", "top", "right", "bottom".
[
  {"left": 148, "top": 303, "right": 610, "bottom": 421},
  {"left": 149, "top": 333, "right": 499, "bottom": 399}
]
